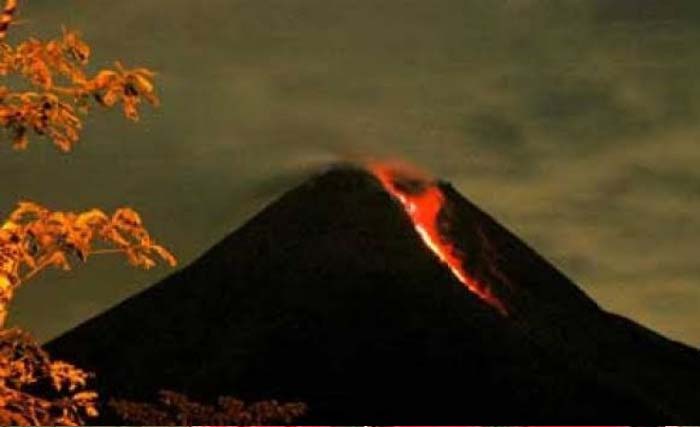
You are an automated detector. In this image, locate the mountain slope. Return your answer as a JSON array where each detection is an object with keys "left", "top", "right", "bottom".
[{"left": 46, "top": 165, "right": 700, "bottom": 424}]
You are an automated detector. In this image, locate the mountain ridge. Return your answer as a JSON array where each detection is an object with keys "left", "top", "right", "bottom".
[{"left": 46, "top": 165, "right": 700, "bottom": 424}]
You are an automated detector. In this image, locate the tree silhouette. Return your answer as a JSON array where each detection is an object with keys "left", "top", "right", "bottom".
[{"left": 109, "top": 390, "right": 307, "bottom": 426}]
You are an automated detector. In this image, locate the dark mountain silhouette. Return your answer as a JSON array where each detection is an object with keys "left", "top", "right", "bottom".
[{"left": 46, "top": 165, "right": 700, "bottom": 424}]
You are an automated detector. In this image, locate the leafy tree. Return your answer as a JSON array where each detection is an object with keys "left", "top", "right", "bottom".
[
  {"left": 0, "top": 2, "right": 307, "bottom": 425},
  {"left": 0, "top": 0, "right": 173, "bottom": 424},
  {"left": 0, "top": 0, "right": 158, "bottom": 151}
]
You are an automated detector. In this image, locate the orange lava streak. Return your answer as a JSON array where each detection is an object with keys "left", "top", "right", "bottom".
[{"left": 370, "top": 164, "right": 507, "bottom": 315}]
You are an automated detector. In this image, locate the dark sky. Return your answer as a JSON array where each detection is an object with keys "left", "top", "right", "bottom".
[{"left": 2, "top": 0, "right": 699, "bottom": 346}]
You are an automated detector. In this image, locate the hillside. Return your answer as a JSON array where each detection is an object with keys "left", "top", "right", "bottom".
[{"left": 47, "top": 165, "right": 700, "bottom": 424}]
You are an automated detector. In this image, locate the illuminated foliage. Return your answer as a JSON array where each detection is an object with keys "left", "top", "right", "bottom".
[
  {"left": 0, "top": 1, "right": 173, "bottom": 425},
  {"left": 109, "top": 390, "right": 307, "bottom": 426},
  {"left": 0, "top": 328, "right": 98, "bottom": 426},
  {"left": 0, "top": 2, "right": 305, "bottom": 425},
  {"left": 0, "top": 201, "right": 177, "bottom": 325},
  {"left": 0, "top": 205, "right": 174, "bottom": 426},
  {"left": 0, "top": 202, "right": 175, "bottom": 426},
  {"left": 0, "top": 18, "right": 158, "bottom": 151}
]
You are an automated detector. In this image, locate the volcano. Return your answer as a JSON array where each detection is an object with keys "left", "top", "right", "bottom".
[{"left": 46, "top": 165, "right": 700, "bottom": 424}]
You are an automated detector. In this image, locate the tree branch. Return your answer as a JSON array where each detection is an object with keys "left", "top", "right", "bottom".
[{"left": 0, "top": 0, "right": 18, "bottom": 41}]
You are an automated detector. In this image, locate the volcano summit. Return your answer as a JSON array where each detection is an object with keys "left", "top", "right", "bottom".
[{"left": 47, "top": 165, "right": 700, "bottom": 424}]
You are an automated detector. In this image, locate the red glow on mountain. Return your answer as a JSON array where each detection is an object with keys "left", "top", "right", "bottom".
[{"left": 369, "top": 162, "right": 507, "bottom": 315}]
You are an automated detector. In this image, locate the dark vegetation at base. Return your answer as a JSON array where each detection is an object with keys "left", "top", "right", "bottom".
[
  {"left": 108, "top": 390, "right": 306, "bottom": 425},
  {"left": 46, "top": 166, "right": 700, "bottom": 424}
]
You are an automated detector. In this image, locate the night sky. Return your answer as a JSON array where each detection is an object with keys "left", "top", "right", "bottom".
[{"left": 2, "top": 0, "right": 699, "bottom": 346}]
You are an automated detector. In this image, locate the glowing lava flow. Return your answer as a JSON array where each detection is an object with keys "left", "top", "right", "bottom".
[{"left": 370, "top": 164, "right": 508, "bottom": 316}]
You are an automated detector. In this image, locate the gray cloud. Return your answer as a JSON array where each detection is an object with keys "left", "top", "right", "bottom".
[{"left": 2, "top": 0, "right": 698, "bottom": 346}]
